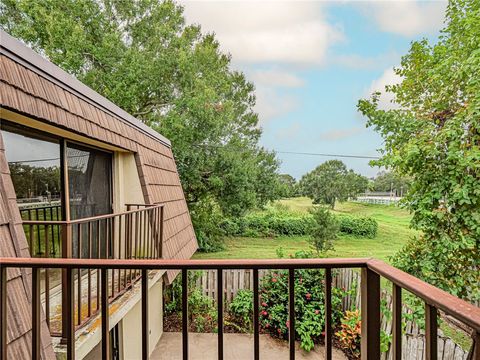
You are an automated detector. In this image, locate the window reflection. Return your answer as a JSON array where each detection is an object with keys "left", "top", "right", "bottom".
[{"left": 1, "top": 123, "right": 61, "bottom": 207}]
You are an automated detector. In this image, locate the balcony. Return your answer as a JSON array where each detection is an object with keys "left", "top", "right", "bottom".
[
  {"left": 19, "top": 203, "right": 164, "bottom": 337},
  {"left": 0, "top": 257, "right": 479, "bottom": 360}
]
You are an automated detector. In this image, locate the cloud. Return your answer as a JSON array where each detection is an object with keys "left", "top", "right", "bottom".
[
  {"left": 319, "top": 127, "right": 365, "bottom": 141},
  {"left": 255, "top": 87, "right": 299, "bottom": 124},
  {"left": 366, "top": 67, "right": 402, "bottom": 110},
  {"left": 180, "top": 1, "right": 344, "bottom": 66},
  {"left": 361, "top": 1, "right": 447, "bottom": 37},
  {"left": 275, "top": 122, "right": 301, "bottom": 140},
  {"left": 250, "top": 68, "right": 304, "bottom": 88}
]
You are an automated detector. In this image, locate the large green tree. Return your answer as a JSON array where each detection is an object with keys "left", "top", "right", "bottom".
[
  {"left": 299, "top": 160, "right": 368, "bottom": 208},
  {"left": 0, "top": 0, "right": 281, "bottom": 250},
  {"left": 358, "top": 0, "right": 479, "bottom": 301},
  {"left": 372, "top": 171, "right": 411, "bottom": 195}
]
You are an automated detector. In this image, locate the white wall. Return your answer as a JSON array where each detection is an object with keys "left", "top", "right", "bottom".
[
  {"left": 113, "top": 152, "right": 145, "bottom": 212},
  {"left": 121, "top": 278, "right": 164, "bottom": 359}
]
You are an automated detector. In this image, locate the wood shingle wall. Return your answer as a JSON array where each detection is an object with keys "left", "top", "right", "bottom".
[
  {"left": 0, "top": 136, "right": 55, "bottom": 359},
  {"left": 1, "top": 32, "right": 197, "bottom": 358}
]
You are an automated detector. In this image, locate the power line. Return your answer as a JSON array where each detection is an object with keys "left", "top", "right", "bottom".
[{"left": 276, "top": 151, "right": 380, "bottom": 160}]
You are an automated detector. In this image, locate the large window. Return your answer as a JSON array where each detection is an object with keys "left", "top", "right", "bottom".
[
  {"left": 67, "top": 143, "right": 112, "bottom": 220},
  {"left": 1, "top": 121, "right": 112, "bottom": 221},
  {"left": 1, "top": 122, "right": 61, "bottom": 206}
]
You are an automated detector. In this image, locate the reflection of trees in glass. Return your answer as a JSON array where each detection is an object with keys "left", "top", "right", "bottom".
[{"left": 9, "top": 163, "right": 61, "bottom": 200}]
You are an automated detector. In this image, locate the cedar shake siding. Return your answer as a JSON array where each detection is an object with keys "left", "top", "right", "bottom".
[{"left": 1, "top": 31, "right": 197, "bottom": 358}]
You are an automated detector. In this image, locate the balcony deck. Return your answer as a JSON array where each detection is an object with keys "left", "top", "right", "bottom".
[
  {"left": 1, "top": 257, "right": 479, "bottom": 360},
  {"left": 151, "top": 333, "right": 347, "bottom": 360}
]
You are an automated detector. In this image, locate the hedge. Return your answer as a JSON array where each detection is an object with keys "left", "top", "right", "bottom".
[{"left": 220, "top": 208, "right": 378, "bottom": 238}]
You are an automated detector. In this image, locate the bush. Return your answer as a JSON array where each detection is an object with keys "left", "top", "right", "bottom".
[
  {"left": 221, "top": 208, "right": 316, "bottom": 238},
  {"left": 336, "top": 310, "right": 361, "bottom": 358},
  {"left": 229, "top": 289, "right": 254, "bottom": 331},
  {"left": 309, "top": 207, "right": 339, "bottom": 254},
  {"left": 259, "top": 251, "right": 346, "bottom": 351},
  {"left": 164, "top": 270, "right": 218, "bottom": 332},
  {"left": 337, "top": 215, "right": 378, "bottom": 238},
  {"left": 191, "top": 197, "right": 225, "bottom": 252}
]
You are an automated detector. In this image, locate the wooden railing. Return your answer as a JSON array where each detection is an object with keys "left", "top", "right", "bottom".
[
  {"left": 21, "top": 204, "right": 164, "bottom": 337},
  {"left": 0, "top": 258, "right": 478, "bottom": 360}
]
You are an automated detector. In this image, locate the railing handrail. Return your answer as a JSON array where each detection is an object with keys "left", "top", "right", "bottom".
[
  {"left": 21, "top": 203, "right": 165, "bottom": 225},
  {"left": 367, "top": 259, "right": 480, "bottom": 331},
  {"left": 0, "top": 257, "right": 479, "bottom": 331}
]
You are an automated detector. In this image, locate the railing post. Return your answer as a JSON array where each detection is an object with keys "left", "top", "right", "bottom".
[
  {"left": 141, "top": 269, "right": 149, "bottom": 360},
  {"left": 325, "top": 268, "right": 332, "bottom": 360},
  {"left": 101, "top": 268, "right": 110, "bottom": 360},
  {"left": 253, "top": 269, "right": 260, "bottom": 360},
  {"left": 65, "top": 267, "right": 75, "bottom": 360},
  {"left": 61, "top": 223, "right": 73, "bottom": 344},
  {"left": 392, "top": 284, "right": 402, "bottom": 360},
  {"left": 425, "top": 303, "right": 437, "bottom": 360},
  {"left": 288, "top": 269, "right": 295, "bottom": 360},
  {"left": 32, "top": 268, "right": 41, "bottom": 360},
  {"left": 361, "top": 267, "right": 380, "bottom": 360},
  {"left": 472, "top": 332, "right": 480, "bottom": 360},
  {"left": 0, "top": 265, "right": 7, "bottom": 360},
  {"left": 182, "top": 269, "right": 189, "bottom": 360},
  {"left": 159, "top": 206, "right": 164, "bottom": 259},
  {"left": 217, "top": 269, "right": 224, "bottom": 360}
]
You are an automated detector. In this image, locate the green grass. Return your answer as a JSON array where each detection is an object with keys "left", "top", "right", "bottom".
[{"left": 194, "top": 197, "right": 417, "bottom": 263}]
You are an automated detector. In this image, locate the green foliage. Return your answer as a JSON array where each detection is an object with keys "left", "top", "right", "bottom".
[
  {"left": 164, "top": 270, "right": 217, "bottom": 332},
  {"left": 259, "top": 251, "right": 346, "bottom": 352},
  {"left": 337, "top": 215, "right": 378, "bottom": 238},
  {"left": 221, "top": 208, "right": 316, "bottom": 238},
  {"left": 277, "top": 174, "right": 299, "bottom": 198},
  {"left": 0, "top": 0, "right": 282, "bottom": 252},
  {"left": 229, "top": 289, "right": 254, "bottom": 332},
  {"left": 299, "top": 160, "right": 368, "bottom": 208},
  {"left": 372, "top": 171, "right": 411, "bottom": 195},
  {"left": 191, "top": 197, "right": 225, "bottom": 252},
  {"left": 308, "top": 207, "right": 339, "bottom": 254},
  {"left": 336, "top": 310, "right": 362, "bottom": 357},
  {"left": 336, "top": 307, "right": 391, "bottom": 359},
  {"left": 357, "top": 0, "right": 480, "bottom": 301}
]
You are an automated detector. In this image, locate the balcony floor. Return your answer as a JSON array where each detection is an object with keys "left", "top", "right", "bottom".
[{"left": 151, "top": 333, "right": 346, "bottom": 359}]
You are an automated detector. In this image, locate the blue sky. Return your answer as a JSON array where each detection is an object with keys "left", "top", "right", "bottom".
[{"left": 180, "top": 0, "right": 446, "bottom": 179}]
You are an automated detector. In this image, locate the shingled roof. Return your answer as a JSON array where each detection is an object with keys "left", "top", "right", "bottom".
[{"left": 1, "top": 30, "right": 197, "bottom": 357}]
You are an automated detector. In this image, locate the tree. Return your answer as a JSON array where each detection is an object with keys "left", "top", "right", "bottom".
[
  {"left": 277, "top": 174, "right": 298, "bottom": 198},
  {"left": 357, "top": 0, "right": 480, "bottom": 301},
  {"left": 299, "top": 160, "right": 368, "bottom": 208},
  {"left": 372, "top": 171, "right": 410, "bottom": 195},
  {"left": 309, "top": 207, "right": 339, "bottom": 255},
  {"left": 0, "top": 0, "right": 281, "bottom": 250}
]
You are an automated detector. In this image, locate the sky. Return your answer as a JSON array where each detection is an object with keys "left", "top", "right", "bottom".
[{"left": 179, "top": 0, "right": 447, "bottom": 179}]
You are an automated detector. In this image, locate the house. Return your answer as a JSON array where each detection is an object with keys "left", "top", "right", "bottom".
[{"left": 0, "top": 30, "right": 197, "bottom": 359}]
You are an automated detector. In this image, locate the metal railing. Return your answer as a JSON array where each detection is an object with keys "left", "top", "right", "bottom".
[
  {"left": 21, "top": 204, "right": 164, "bottom": 337},
  {"left": 0, "top": 257, "right": 478, "bottom": 360}
]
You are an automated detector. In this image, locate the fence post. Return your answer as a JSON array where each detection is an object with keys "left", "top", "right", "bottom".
[{"left": 361, "top": 267, "right": 381, "bottom": 360}]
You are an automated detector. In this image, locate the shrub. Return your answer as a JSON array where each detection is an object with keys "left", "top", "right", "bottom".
[
  {"left": 221, "top": 208, "right": 316, "bottom": 238},
  {"left": 309, "top": 207, "right": 339, "bottom": 254},
  {"left": 229, "top": 289, "right": 254, "bottom": 331},
  {"left": 164, "top": 271, "right": 217, "bottom": 332},
  {"left": 336, "top": 310, "right": 361, "bottom": 358},
  {"left": 336, "top": 308, "right": 391, "bottom": 358},
  {"left": 337, "top": 215, "right": 378, "bottom": 238},
  {"left": 259, "top": 251, "right": 346, "bottom": 351}
]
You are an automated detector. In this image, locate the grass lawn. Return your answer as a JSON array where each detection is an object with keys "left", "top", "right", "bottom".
[{"left": 194, "top": 197, "right": 417, "bottom": 263}]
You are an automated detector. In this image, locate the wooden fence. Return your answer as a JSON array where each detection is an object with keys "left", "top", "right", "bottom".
[{"left": 194, "top": 268, "right": 471, "bottom": 360}]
